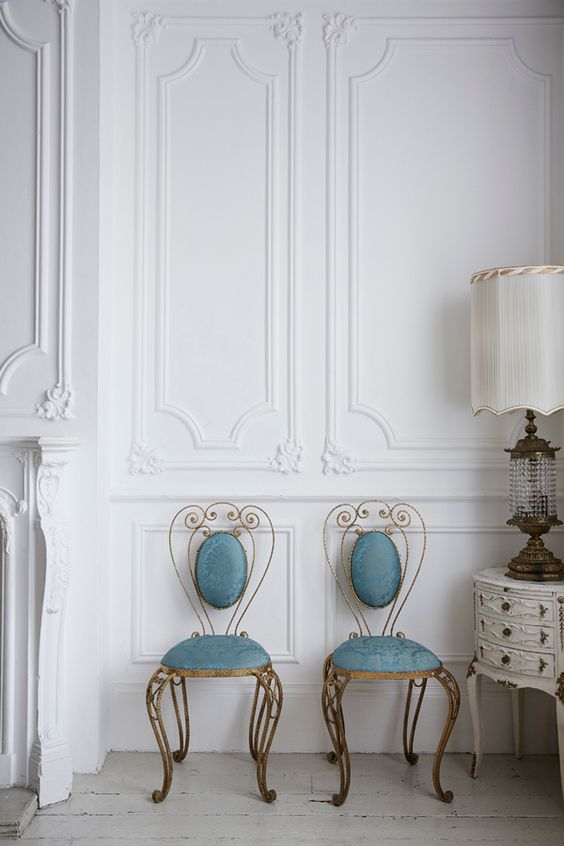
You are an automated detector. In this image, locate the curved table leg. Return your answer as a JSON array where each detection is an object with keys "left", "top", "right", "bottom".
[
  {"left": 432, "top": 666, "right": 460, "bottom": 803},
  {"left": 556, "top": 694, "right": 564, "bottom": 801},
  {"left": 146, "top": 669, "right": 174, "bottom": 803},
  {"left": 511, "top": 688, "right": 523, "bottom": 760},
  {"left": 467, "top": 660, "right": 482, "bottom": 778},
  {"left": 321, "top": 667, "right": 351, "bottom": 806}
]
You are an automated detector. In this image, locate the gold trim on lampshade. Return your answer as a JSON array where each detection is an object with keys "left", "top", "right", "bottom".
[{"left": 470, "top": 265, "right": 564, "bottom": 416}]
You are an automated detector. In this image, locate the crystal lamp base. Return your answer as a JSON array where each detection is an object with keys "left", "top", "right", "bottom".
[{"left": 506, "top": 516, "right": 563, "bottom": 582}]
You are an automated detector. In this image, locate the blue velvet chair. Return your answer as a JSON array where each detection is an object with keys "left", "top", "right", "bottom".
[
  {"left": 321, "top": 500, "right": 460, "bottom": 805},
  {"left": 146, "top": 503, "right": 282, "bottom": 803}
]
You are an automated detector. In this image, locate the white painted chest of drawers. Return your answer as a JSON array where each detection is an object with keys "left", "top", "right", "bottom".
[{"left": 467, "top": 567, "right": 564, "bottom": 799}]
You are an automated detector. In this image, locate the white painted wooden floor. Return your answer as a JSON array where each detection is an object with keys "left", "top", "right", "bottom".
[{"left": 12, "top": 752, "right": 564, "bottom": 844}]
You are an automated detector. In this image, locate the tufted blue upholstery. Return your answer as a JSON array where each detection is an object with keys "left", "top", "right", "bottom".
[
  {"left": 161, "top": 634, "right": 270, "bottom": 672},
  {"left": 196, "top": 532, "right": 247, "bottom": 609},
  {"left": 332, "top": 635, "right": 441, "bottom": 674},
  {"left": 350, "top": 531, "right": 401, "bottom": 608}
]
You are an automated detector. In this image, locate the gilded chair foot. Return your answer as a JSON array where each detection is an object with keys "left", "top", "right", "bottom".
[
  {"left": 322, "top": 667, "right": 351, "bottom": 805},
  {"left": 251, "top": 667, "right": 283, "bottom": 803},
  {"left": 432, "top": 667, "right": 460, "bottom": 804}
]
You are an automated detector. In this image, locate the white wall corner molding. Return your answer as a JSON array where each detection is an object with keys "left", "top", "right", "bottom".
[
  {"left": 131, "top": 11, "right": 165, "bottom": 47},
  {"left": 43, "top": 0, "right": 73, "bottom": 14},
  {"left": 321, "top": 437, "right": 357, "bottom": 475},
  {"left": 270, "top": 439, "right": 303, "bottom": 473},
  {"left": 0, "top": 0, "right": 74, "bottom": 418},
  {"left": 35, "top": 384, "right": 73, "bottom": 421},
  {"left": 322, "top": 12, "right": 356, "bottom": 48},
  {"left": 128, "top": 440, "right": 163, "bottom": 475},
  {"left": 270, "top": 11, "right": 304, "bottom": 50},
  {"left": 28, "top": 438, "right": 77, "bottom": 806}
]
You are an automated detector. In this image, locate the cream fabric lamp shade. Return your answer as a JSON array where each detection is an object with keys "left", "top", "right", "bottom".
[{"left": 471, "top": 265, "right": 564, "bottom": 416}]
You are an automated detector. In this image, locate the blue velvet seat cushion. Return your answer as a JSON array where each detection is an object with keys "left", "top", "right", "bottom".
[
  {"left": 161, "top": 634, "right": 270, "bottom": 672},
  {"left": 332, "top": 635, "right": 441, "bottom": 674}
]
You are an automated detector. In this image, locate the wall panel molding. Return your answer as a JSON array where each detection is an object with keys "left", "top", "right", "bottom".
[
  {"left": 0, "top": 0, "right": 74, "bottom": 420},
  {"left": 322, "top": 16, "right": 557, "bottom": 473},
  {"left": 0, "top": 5, "right": 48, "bottom": 400},
  {"left": 128, "top": 11, "right": 303, "bottom": 473},
  {"left": 131, "top": 522, "right": 297, "bottom": 664}
]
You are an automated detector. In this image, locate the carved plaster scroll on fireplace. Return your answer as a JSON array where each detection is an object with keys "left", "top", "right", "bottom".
[
  {"left": 35, "top": 0, "right": 75, "bottom": 420},
  {"left": 0, "top": 487, "right": 26, "bottom": 786},
  {"left": 29, "top": 438, "right": 76, "bottom": 806}
]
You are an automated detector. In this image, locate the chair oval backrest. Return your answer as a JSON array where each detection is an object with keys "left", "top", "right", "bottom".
[
  {"left": 195, "top": 531, "right": 247, "bottom": 609},
  {"left": 322, "top": 500, "right": 427, "bottom": 637},
  {"left": 350, "top": 531, "right": 401, "bottom": 608},
  {"left": 168, "top": 502, "right": 275, "bottom": 636}
]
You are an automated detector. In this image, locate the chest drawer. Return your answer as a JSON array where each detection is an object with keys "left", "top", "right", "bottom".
[
  {"left": 477, "top": 587, "right": 553, "bottom": 623},
  {"left": 478, "top": 638, "right": 555, "bottom": 679},
  {"left": 478, "top": 614, "right": 554, "bottom": 651}
]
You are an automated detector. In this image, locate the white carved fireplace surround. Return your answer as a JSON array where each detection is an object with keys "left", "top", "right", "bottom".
[{"left": 0, "top": 437, "right": 77, "bottom": 807}]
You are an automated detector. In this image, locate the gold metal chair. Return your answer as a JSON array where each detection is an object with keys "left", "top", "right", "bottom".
[
  {"left": 146, "top": 502, "right": 283, "bottom": 803},
  {"left": 321, "top": 500, "right": 460, "bottom": 805}
]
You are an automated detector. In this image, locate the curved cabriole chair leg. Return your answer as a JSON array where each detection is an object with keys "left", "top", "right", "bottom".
[
  {"left": 403, "top": 678, "right": 427, "bottom": 765},
  {"left": 432, "top": 666, "right": 461, "bottom": 803},
  {"left": 146, "top": 669, "right": 174, "bottom": 802},
  {"left": 322, "top": 654, "right": 340, "bottom": 764},
  {"left": 321, "top": 668, "right": 351, "bottom": 806},
  {"left": 253, "top": 667, "right": 283, "bottom": 802},
  {"left": 248, "top": 676, "right": 265, "bottom": 762},
  {"left": 170, "top": 676, "right": 190, "bottom": 763}
]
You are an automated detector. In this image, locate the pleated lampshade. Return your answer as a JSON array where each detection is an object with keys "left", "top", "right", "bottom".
[{"left": 471, "top": 265, "right": 564, "bottom": 416}]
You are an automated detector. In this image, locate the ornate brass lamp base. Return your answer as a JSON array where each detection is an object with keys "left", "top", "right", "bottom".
[{"left": 506, "top": 516, "right": 563, "bottom": 582}]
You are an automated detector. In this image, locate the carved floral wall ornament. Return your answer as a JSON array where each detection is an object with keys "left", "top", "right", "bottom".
[
  {"left": 270, "top": 439, "right": 303, "bottom": 473},
  {"left": 322, "top": 12, "right": 356, "bottom": 47},
  {"left": 270, "top": 12, "right": 304, "bottom": 50},
  {"left": 322, "top": 438, "right": 357, "bottom": 474},
  {"left": 131, "top": 11, "right": 165, "bottom": 47},
  {"left": 128, "top": 440, "right": 163, "bottom": 475},
  {"left": 36, "top": 385, "right": 74, "bottom": 421},
  {"left": 0, "top": 488, "right": 26, "bottom": 554}
]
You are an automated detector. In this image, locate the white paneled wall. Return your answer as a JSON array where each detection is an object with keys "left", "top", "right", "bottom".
[
  {"left": 101, "top": 0, "right": 564, "bottom": 756},
  {"left": 2, "top": 0, "right": 564, "bottom": 777}
]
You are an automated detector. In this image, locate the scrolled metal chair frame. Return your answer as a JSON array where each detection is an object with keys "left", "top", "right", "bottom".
[
  {"left": 146, "top": 502, "right": 282, "bottom": 803},
  {"left": 321, "top": 500, "right": 460, "bottom": 805}
]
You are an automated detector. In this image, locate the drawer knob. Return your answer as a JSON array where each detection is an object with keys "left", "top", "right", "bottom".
[
  {"left": 539, "top": 631, "right": 548, "bottom": 645},
  {"left": 502, "top": 627, "right": 512, "bottom": 638},
  {"left": 539, "top": 658, "right": 547, "bottom": 674},
  {"left": 501, "top": 654, "right": 511, "bottom": 665},
  {"left": 540, "top": 604, "right": 548, "bottom": 618},
  {"left": 501, "top": 601, "right": 511, "bottom": 612}
]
